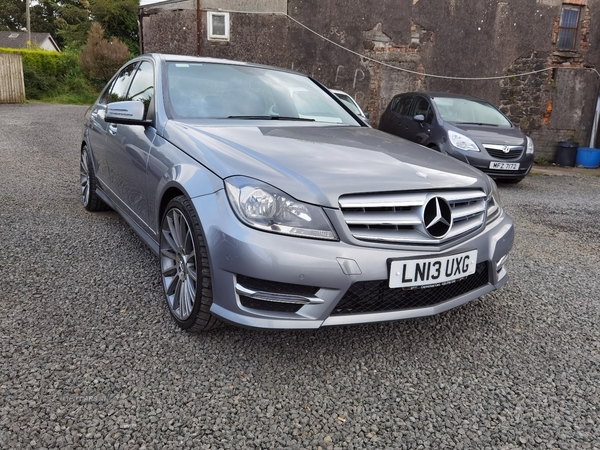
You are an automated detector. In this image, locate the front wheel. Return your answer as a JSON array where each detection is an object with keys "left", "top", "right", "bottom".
[{"left": 159, "top": 196, "right": 221, "bottom": 332}]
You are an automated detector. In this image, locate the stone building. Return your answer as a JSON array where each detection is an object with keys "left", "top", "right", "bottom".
[{"left": 138, "top": 0, "right": 600, "bottom": 160}]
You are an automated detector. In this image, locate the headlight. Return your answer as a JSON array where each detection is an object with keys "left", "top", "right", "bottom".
[
  {"left": 526, "top": 136, "right": 534, "bottom": 154},
  {"left": 486, "top": 178, "right": 503, "bottom": 223},
  {"left": 448, "top": 130, "right": 480, "bottom": 152},
  {"left": 225, "top": 176, "right": 338, "bottom": 240}
]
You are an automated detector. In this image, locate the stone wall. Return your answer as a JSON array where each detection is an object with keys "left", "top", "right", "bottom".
[{"left": 139, "top": 0, "right": 600, "bottom": 160}]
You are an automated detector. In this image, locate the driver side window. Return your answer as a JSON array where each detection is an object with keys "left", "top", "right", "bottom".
[
  {"left": 126, "top": 61, "right": 155, "bottom": 119},
  {"left": 106, "top": 63, "right": 138, "bottom": 104},
  {"left": 413, "top": 97, "right": 433, "bottom": 123}
]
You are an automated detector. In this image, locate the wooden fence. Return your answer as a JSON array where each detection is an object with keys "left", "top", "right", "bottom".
[{"left": 0, "top": 53, "right": 26, "bottom": 104}]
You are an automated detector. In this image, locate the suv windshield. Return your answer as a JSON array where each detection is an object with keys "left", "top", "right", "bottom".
[
  {"left": 165, "top": 62, "right": 360, "bottom": 125},
  {"left": 432, "top": 97, "right": 511, "bottom": 127}
]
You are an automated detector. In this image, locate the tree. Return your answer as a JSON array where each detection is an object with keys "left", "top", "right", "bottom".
[
  {"left": 79, "top": 21, "right": 129, "bottom": 88},
  {"left": 53, "top": 0, "right": 93, "bottom": 49},
  {"left": 0, "top": 0, "right": 60, "bottom": 40},
  {"left": 90, "top": 0, "right": 139, "bottom": 54},
  {"left": 1, "top": 0, "right": 140, "bottom": 54}
]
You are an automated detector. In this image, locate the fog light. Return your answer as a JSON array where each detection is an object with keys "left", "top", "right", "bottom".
[{"left": 496, "top": 254, "right": 509, "bottom": 272}]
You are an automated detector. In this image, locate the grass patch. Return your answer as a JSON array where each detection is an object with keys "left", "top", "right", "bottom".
[
  {"left": 37, "top": 92, "right": 98, "bottom": 105},
  {"left": 534, "top": 156, "right": 550, "bottom": 165}
]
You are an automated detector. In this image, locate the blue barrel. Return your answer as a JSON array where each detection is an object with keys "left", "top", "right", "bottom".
[
  {"left": 555, "top": 141, "right": 579, "bottom": 166},
  {"left": 575, "top": 147, "right": 600, "bottom": 169}
]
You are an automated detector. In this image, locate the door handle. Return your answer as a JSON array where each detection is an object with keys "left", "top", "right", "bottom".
[{"left": 108, "top": 123, "right": 117, "bottom": 135}]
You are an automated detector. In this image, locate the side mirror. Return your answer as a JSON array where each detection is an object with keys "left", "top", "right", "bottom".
[
  {"left": 105, "top": 101, "right": 150, "bottom": 125},
  {"left": 413, "top": 114, "right": 425, "bottom": 123},
  {"left": 364, "top": 112, "right": 370, "bottom": 120}
]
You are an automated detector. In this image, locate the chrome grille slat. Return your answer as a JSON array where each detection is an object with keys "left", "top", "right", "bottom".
[
  {"left": 343, "top": 210, "right": 422, "bottom": 226},
  {"left": 452, "top": 202, "right": 486, "bottom": 219},
  {"left": 339, "top": 192, "right": 426, "bottom": 208},
  {"left": 340, "top": 189, "right": 487, "bottom": 245}
]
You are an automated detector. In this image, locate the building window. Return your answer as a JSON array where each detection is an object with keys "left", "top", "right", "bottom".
[
  {"left": 557, "top": 6, "right": 580, "bottom": 50},
  {"left": 208, "top": 11, "right": 230, "bottom": 41}
]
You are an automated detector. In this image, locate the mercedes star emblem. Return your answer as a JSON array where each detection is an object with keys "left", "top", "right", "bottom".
[{"left": 423, "top": 197, "right": 452, "bottom": 238}]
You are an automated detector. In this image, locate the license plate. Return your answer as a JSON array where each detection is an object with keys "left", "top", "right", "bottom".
[
  {"left": 489, "top": 161, "right": 520, "bottom": 170},
  {"left": 389, "top": 250, "right": 478, "bottom": 289}
]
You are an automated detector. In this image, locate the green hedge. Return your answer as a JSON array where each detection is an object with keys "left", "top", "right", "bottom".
[{"left": 0, "top": 48, "right": 97, "bottom": 103}]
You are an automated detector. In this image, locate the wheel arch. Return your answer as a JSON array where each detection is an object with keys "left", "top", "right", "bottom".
[{"left": 159, "top": 186, "right": 187, "bottom": 227}]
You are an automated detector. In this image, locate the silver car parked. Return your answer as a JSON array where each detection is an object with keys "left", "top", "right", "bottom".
[{"left": 80, "top": 54, "right": 514, "bottom": 331}]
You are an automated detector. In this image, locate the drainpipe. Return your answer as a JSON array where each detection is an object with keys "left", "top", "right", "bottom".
[
  {"left": 138, "top": 9, "right": 144, "bottom": 54},
  {"left": 196, "top": 0, "right": 201, "bottom": 56},
  {"left": 589, "top": 92, "right": 600, "bottom": 148}
]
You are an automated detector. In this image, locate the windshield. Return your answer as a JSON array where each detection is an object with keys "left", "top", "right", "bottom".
[
  {"left": 165, "top": 62, "right": 360, "bottom": 125},
  {"left": 432, "top": 97, "right": 512, "bottom": 126}
]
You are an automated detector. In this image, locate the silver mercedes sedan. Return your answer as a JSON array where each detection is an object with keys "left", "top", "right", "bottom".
[{"left": 80, "top": 53, "right": 514, "bottom": 332}]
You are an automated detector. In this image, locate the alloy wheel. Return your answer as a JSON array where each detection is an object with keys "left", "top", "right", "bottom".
[
  {"left": 160, "top": 207, "right": 198, "bottom": 321},
  {"left": 80, "top": 151, "right": 90, "bottom": 206}
]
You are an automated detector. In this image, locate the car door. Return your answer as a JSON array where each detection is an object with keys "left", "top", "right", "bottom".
[
  {"left": 104, "top": 60, "right": 157, "bottom": 232},
  {"left": 389, "top": 94, "right": 414, "bottom": 139},
  {"left": 403, "top": 96, "right": 435, "bottom": 145},
  {"left": 379, "top": 95, "right": 398, "bottom": 131},
  {"left": 94, "top": 62, "right": 138, "bottom": 191},
  {"left": 87, "top": 76, "right": 120, "bottom": 187}
]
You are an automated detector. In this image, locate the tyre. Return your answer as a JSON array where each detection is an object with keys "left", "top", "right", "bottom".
[
  {"left": 80, "top": 145, "right": 109, "bottom": 211},
  {"left": 160, "top": 196, "right": 221, "bottom": 332}
]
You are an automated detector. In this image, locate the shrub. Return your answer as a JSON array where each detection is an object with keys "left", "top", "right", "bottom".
[
  {"left": 79, "top": 22, "right": 130, "bottom": 89},
  {"left": 0, "top": 47, "right": 99, "bottom": 103},
  {"left": 22, "top": 66, "right": 59, "bottom": 99}
]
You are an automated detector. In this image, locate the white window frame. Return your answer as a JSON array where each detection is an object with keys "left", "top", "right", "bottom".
[{"left": 207, "top": 11, "right": 230, "bottom": 41}]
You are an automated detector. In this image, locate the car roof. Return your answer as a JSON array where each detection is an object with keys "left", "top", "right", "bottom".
[
  {"left": 395, "top": 92, "right": 490, "bottom": 102},
  {"left": 143, "top": 53, "right": 306, "bottom": 77}
]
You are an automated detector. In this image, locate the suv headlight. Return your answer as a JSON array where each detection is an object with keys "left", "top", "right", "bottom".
[
  {"left": 486, "top": 178, "right": 503, "bottom": 223},
  {"left": 526, "top": 136, "right": 534, "bottom": 154},
  {"left": 225, "top": 176, "right": 337, "bottom": 240},
  {"left": 448, "top": 130, "right": 480, "bottom": 152}
]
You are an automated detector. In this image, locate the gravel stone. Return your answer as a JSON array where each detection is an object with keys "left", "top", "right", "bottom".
[{"left": 0, "top": 103, "right": 599, "bottom": 449}]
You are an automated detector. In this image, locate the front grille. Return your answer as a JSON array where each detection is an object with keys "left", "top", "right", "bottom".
[
  {"left": 339, "top": 190, "right": 486, "bottom": 245},
  {"left": 485, "top": 145, "right": 523, "bottom": 160},
  {"left": 331, "top": 262, "right": 489, "bottom": 315}
]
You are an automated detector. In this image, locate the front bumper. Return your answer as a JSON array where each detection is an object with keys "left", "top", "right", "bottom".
[
  {"left": 466, "top": 153, "right": 534, "bottom": 180},
  {"left": 192, "top": 190, "right": 514, "bottom": 329}
]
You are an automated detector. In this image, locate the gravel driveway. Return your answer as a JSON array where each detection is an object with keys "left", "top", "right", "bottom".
[{"left": 1, "top": 103, "right": 599, "bottom": 449}]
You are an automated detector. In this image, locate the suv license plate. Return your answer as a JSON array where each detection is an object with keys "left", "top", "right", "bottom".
[
  {"left": 489, "top": 161, "right": 520, "bottom": 170},
  {"left": 389, "top": 250, "right": 478, "bottom": 289}
]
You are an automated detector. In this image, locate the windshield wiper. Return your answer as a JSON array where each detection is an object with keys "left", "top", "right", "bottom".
[
  {"left": 227, "top": 115, "right": 315, "bottom": 121},
  {"left": 455, "top": 122, "right": 498, "bottom": 126}
]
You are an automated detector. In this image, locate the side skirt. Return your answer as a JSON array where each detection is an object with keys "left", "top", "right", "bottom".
[{"left": 96, "top": 188, "right": 160, "bottom": 256}]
